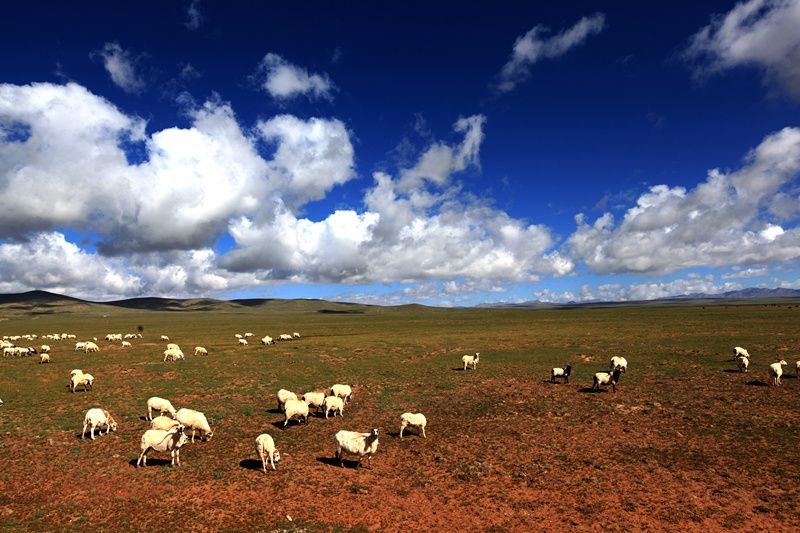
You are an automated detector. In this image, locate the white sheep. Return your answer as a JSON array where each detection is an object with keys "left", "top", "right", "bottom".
[
  {"left": 283, "top": 399, "right": 309, "bottom": 427},
  {"left": 244, "top": 333, "right": 254, "bottom": 338},
  {"left": 293, "top": 332, "right": 300, "bottom": 339},
  {"left": 163, "top": 348, "right": 184, "bottom": 362},
  {"left": 160, "top": 335, "right": 170, "bottom": 341},
  {"left": 136, "top": 424, "right": 188, "bottom": 468},
  {"left": 147, "top": 397, "right": 177, "bottom": 420},
  {"left": 462, "top": 352, "right": 480, "bottom": 370},
  {"left": 279, "top": 334, "right": 293, "bottom": 341},
  {"left": 194, "top": 346, "right": 208, "bottom": 356},
  {"left": 150, "top": 416, "right": 180, "bottom": 431},
  {"left": 550, "top": 365, "right": 572, "bottom": 383},
  {"left": 235, "top": 334, "right": 243, "bottom": 339},
  {"left": 796, "top": 360, "right": 800, "bottom": 378},
  {"left": 121, "top": 341, "right": 132, "bottom": 348},
  {"left": 733, "top": 346, "right": 750, "bottom": 359},
  {"left": 301, "top": 392, "right": 326, "bottom": 414},
  {"left": 399, "top": 413, "right": 427, "bottom": 439},
  {"left": 323, "top": 396, "right": 344, "bottom": 419},
  {"left": 40, "top": 345, "right": 50, "bottom": 354},
  {"left": 238, "top": 338, "right": 248, "bottom": 346},
  {"left": 81, "top": 408, "right": 117, "bottom": 440},
  {"left": 330, "top": 384, "right": 353, "bottom": 405},
  {"left": 70, "top": 373, "right": 94, "bottom": 393},
  {"left": 83, "top": 342, "right": 100, "bottom": 353},
  {"left": 593, "top": 369, "right": 622, "bottom": 393},
  {"left": 166, "top": 343, "right": 180, "bottom": 351},
  {"left": 39, "top": 353, "right": 50, "bottom": 364},
  {"left": 277, "top": 389, "right": 298, "bottom": 411},
  {"left": 261, "top": 336, "right": 274, "bottom": 345},
  {"left": 334, "top": 428, "right": 379, "bottom": 469},
  {"left": 175, "top": 408, "right": 214, "bottom": 442},
  {"left": 769, "top": 360, "right": 788, "bottom": 386},
  {"left": 74, "top": 342, "right": 86, "bottom": 351},
  {"left": 736, "top": 355, "right": 750, "bottom": 373},
  {"left": 255, "top": 434, "right": 281, "bottom": 472},
  {"left": 610, "top": 356, "right": 628, "bottom": 373}
]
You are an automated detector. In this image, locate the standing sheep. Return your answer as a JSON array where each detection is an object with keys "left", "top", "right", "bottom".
[
  {"left": 462, "top": 352, "right": 480, "bottom": 370},
  {"left": 283, "top": 399, "right": 309, "bottom": 427},
  {"left": 301, "top": 392, "right": 326, "bottom": 415},
  {"left": 81, "top": 408, "right": 117, "bottom": 440},
  {"left": 593, "top": 369, "right": 622, "bottom": 393},
  {"left": 399, "top": 413, "right": 427, "bottom": 439},
  {"left": 136, "top": 424, "right": 187, "bottom": 467},
  {"left": 323, "top": 396, "right": 344, "bottom": 419},
  {"left": 261, "top": 336, "right": 274, "bottom": 345},
  {"left": 83, "top": 342, "right": 100, "bottom": 353},
  {"left": 550, "top": 365, "right": 572, "bottom": 383},
  {"left": 238, "top": 338, "right": 248, "bottom": 346},
  {"left": 70, "top": 373, "right": 94, "bottom": 393},
  {"left": 330, "top": 384, "right": 353, "bottom": 405},
  {"left": 194, "top": 346, "right": 208, "bottom": 356},
  {"left": 175, "top": 408, "right": 214, "bottom": 442},
  {"left": 39, "top": 353, "right": 50, "bottom": 364},
  {"left": 733, "top": 346, "right": 750, "bottom": 359},
  {"left": 147, "top": 397, "right": 177, "bottom": 420},
  {"left": 121, "top": 341, "right": 132, "bottom": 348},
  {"left": 610, "top": 356, "right": 628, "bottom": 373},
  {"left": 769, "top": 360, "right": 788, "bottom": 386},
  {"left": 276, "top": 389, "right": 298, "bottom": 412},
  {"left": 160, "top": 335, "right": 170, "bottom": 341},
  {"left": 255, "top": 434, "right": 281, "bottom": 472},
  {"left": 150, "top": 416, "right": 180, "bottom": 431},
  {"left": 736, "top": 355, "right": 750, "bottom": 373},
  {"left": 334, "top": 428, "right": 380, "bottom": 469}
]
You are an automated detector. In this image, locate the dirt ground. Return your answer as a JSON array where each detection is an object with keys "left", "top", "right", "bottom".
[{"left": 3, "top": 366, "right": 800, "bottom": 533}]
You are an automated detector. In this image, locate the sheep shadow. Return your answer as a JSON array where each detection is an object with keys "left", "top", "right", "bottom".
[
  {"left": 270, "top": 419, "right": 311, "bottom": 431},
  {"left": 239, "top": 459, "right": 263, "bottom": 472},
  {"left": 723, "top": 369, "right": 744, "bottom": 374},
  {"left": 128, "top": 457, "right": 174, "bottom": 468},
  {"left": 746, "top": 380, "right": 769, "bottom": 387},
  {"left": 577, "top": 387, "right": 606, "bottom": 393},
  {"left": 316, "top": 456, "right": 366, "bottom": 470}
]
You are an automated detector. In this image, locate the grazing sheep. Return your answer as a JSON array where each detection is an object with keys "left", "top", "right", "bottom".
[
  {"left": 39, "top": 353, "right": 50, "bottom": 364},
  {"left": 194, "top": 346, "right": 207, "bottom": 356},
  {"left": 163, "top": 348, "right": 184, "bottom": 362},
  {"left": 279, "top": 334, "right": 293, "bottom": 341},
  {"left": 150, "top": 416, "right": 180, "bottom": 431},
  {"left": 40, "top": 345, "right": 50, "bottom": 354},
  {"left": 235, "top": 334, "right": 243, "bottom": 339},
  {"left": 593, "top": 369, "right": 622, "bottom": 393},
  {"left": 83, "top": 342, "right": 100, "bottom": 353},
  {"left": 334, "top": 428, "right": 379, "bottom": 469},
  {"left": 399, "top": 413, "right": 427, "bottom": 439},
  {"left": 81, "top": 408, "right": 117, "bottom": 440},
  {"left": 175, "top": 408, "right": 214, "bottom": 442},
  {"left": 302, "top": 392, "right": 327, "bottom": 414},
  {"left": 121, "top": 341, "right": 132, "bottom": 348},
  {"left": 255, "top": 434, "right": 281, "bottom": 472},
  {"left": 136, "top": 424, "right": 187, "bottom": 468},
  {"left": 283, "top": 399, "right": 309, "bottom": 427},
  {"left": 733, "top": 346, "right": 750, "bottom": 359},
  {"left": 74, "top": 342, "right": 86, "bottom": 351},
  {"left": 244, "top": 333, "right": 254, "bottom": 338},
  {"left": 70, "top": 373, "right": 94, "bottom": 393},
  {"left": 462, "top": 352, "right": 480, "bottom": 370},
  {"left": 277, "top": 389, "right": 298, "bottom": 412},
  {"left": 293, "top": 332, "right": 300, "bottom": 339},
  {"left": 261, "top": 336, "right": 274, "bottom": 345},
  {"left": 769, "top": 360, "right": 788, "bottom": 386},
  {"left": 166, "top": 343, "right": 180, "bottom": 351},
  {"left": 147, "top": 397, "right": 177, "bottom": 420},
  {"left": 610, "top": 356, "right": 628, "bottom": 373},
  {"left": 323, "top": 396, "right": 344, "bottom": 419},
  {"left": 238, "top": 338, "right": 248, "bottom": 346},
  {"left": 330, "top": 384, "right": 353, "bottom": 405},
  {"left": 736, "top": 355, "right": 750, "bottom": 373},
  {"left": 161, "top": 335, "right": 170, "bottom": 341},
  {"left": 70, "top": 369, "right": 83, "bottom": 378},
  {"left": 550, "top": 365, "right": 572, "bottom": 383}
]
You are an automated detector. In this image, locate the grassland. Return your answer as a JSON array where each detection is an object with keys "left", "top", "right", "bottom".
[{"left": 1, "top": 294, "right": 800, "bottom": 531}]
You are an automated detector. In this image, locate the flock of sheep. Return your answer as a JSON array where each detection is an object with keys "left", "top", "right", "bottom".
[
  {"left": 731, "top": 346, "right": 794, "bottom": 386},
  {"left": 549, "top": 355, "right": 628, "bottom": 393},
  {"left": 2, "top": 330, "right": 429, "bottom": 473}
]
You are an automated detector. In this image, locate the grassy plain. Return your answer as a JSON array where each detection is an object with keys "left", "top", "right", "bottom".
[{"left": 1, "top": 294, "right": 800, "bottom": 531}]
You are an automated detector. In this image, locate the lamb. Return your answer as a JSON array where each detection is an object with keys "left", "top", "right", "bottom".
[
  {"left": 277, "top": 389, "right": 298, "bottom": 412},
  {"left": 70, "top": 373, "right": 94, "bottom": 393},
  {"left": 330, "top": 384, "right": 353, "bottom": 405},
  {"left": 610, "top": 356, "right": 628, "bottom": 373},
  {"left": 121, "top": 341, "right": 132, "bottom": 348},
  {"left": 150, "top": 416, "right": 180, "bottom": 431},
  {"left": 160, "top": 335, "right": 170, "bottom": 341},
  {"left": 462, "top": 352, "right": 480, "bottom": 370},
  {"left": 550, "top": 365, "right": 572, "bottom": 383},
  {"left": 733, "top": 346, "right": 750, "bottom": 359},
  {"left": 323, "top": 396, "right": 344, "bottom": 419},
  {"left": 399, "top": 413, "right": 427, "bottom": 439},
  {"left": 334, "top": 428, "right": 379, "bottom": 469},
  {"left": 261, "top": 336, "right": 274, "bottom": 345},
  {"left": 302, "top": 392, "right": 326, "bottom": 414},
  {"left": 593, "top": 369, "right": 622, "bottom": 393},
  {"left": 81, "top": 408, "right": 117, "bottom": 440},
  {"left": 283, "top": 399, "right": 309, "bottom": 427},
  {"left": 255, "top": 434, "right": 281, "bottom": 472},
  {"left": 768, "top": 360, "right": 788, "bottom": 386},
  {"left": 147, "top": 397, "right": 177, "bottom": 420},
  {"left": 194, "top": 346, "right": 208, "bottom": 356},
  {"left": 136, "top": 424, "right": 188, "bottom": 468},
  {"left": 736, "top": 355, "right": 750, "bottom": 373},
  {"left": 83, "top": 342, "right": 100, "bottom": 353},
  {"left": 238, "top": 338, "right": 248, "bottom": 346},
  {"left": 175, "top": 408, "right": 213, "bottom": 442}
]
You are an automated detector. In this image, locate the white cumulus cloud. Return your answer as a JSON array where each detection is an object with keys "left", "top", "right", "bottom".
[
  {"left": 254, "top": 53, "right": 336, "bottom": 101},
  {"left": 90, "top": 42, "right": 148, "bottom": 94}
]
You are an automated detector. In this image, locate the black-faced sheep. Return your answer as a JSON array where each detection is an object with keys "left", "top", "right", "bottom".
[
  {"left": 593, "top": 369, "right": 622, "bottom": 393},
  {"left": 462, "top": 352, "right": 480, "bottom": 370},
  {"left": 550, "top": 365, "right": 572, "bottom": 383}
]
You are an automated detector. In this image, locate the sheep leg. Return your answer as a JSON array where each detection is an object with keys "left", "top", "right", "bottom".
[
  {"left": 422, "top": 427, "right": 426, "bottom": 438},
  {"left": 400, "top": 425, "right": 404, "bottom": 439},
  {"left": 81, "top": 424, "right": 87, "bottom": 439},
  {"left": 137, "top": 449, "right": 148, "bottom": 468}
]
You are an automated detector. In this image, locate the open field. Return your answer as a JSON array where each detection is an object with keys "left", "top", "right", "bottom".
[{"left": 2, "top": 294, "right": 800, "bottom": 532}]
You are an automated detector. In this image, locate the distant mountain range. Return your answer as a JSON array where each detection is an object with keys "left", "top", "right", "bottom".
[{"left": 658, "top": 287, "right": 800, "bottom": 300}]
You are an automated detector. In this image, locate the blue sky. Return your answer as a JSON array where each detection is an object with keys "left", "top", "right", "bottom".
[{"left": 1, "top": 1, "right": 800, "bottom": 306}]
